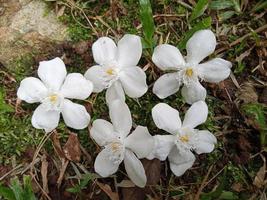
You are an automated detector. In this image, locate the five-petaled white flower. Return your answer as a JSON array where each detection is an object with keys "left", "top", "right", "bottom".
[
  {"left": 17, "top": 57, "right": 93, "bottom": 133},
  {"left": 147, "top": 101, "right": 217, "bottom": 176},
  {"left": 84, "top": 34, "right": 148, "bottom": 104},
  {"left": 152, "top": 29, "right": 232, "bottom": 104},
  {"left": 90, "top": 100, "right": 154, "bottom": 187}
]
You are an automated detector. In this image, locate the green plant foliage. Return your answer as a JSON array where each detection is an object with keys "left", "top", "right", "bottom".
[
  {"left": 209, "top": 0, "right": 236, "bottom": 10},
  {"left": 241, "top": 103, "right": 267, "bottom": 146},
  {"left": 252, "top": 0, "right": 267, "bottom": 12},
  {"left": 66, "top": 173, "right": 96, "bottom": 193},
  {"left": 189, "top": 0, "right": 209, "bottom": 22},
  {"left": 178, "top": 17, "right": 212, "bottom": 50},
  {"left": 201, "top": 169, "right": 238, "bottom": 200},
  {"left": 139, "top": 0, "right": 155, "bottom": 50},
  {"left": 0, "top": 176, "right": 36, "bottom": 200}
]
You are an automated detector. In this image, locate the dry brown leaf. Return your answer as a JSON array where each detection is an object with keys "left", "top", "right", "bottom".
[
  {"left": 237, "top": 81, "right": 258, "bottom": 104},
  {"left": 41, "top": 154, "right": 49, "bottom": 194},
  {"left": 51, "top": 131, "right": 65, "bottom": 159},
  {"left": 63, "top": 132, "right": 81, "bottom": 162},
  {"left": 253, "top": 156, "right": 266, "bottom": 188},
  {"left": 117, "top": 180, "right": 136, "bottom": 188},
  {"left": 57, "top": 158, "right": 69, "bottom": 187},
  {"left": 96, "top": 181, "right": 119, "bottom": 200},
  {"left": 122, "top": 159, "right": 161, "bottom": 200}
]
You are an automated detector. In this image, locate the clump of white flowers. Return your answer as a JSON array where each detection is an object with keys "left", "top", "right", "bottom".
[
  {"left": 90, "top": 100, "right": 154, "bottom": 187},
  {"left": 147, "top": 101, "right": 217, "bottom": 176},
  {"left": 16, "top": 31, "right": 231, "bottom": 187},
  {"left": 17, "top": 57, "right": 93, "bottom": 132},
  {"left": 84, "top": 34, "right": 148, "bottom": 104},
  {"left": 152, "top": 29, "right": 232, "bottom": 104}
]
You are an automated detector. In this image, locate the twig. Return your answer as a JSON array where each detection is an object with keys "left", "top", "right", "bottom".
[
  {"left": 194, "top": 165, "right": 214, "bottom": 200},
  {"left": 215, "top": 24, "right": 267, "bottom": 54}
]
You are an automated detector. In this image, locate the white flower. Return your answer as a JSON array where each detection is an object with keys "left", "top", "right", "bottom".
[
  {"left": 147, "top": 101, "right": 217, "bottom": 176},
  {"left": 84, "top": 34, "right": 148, "bottom": 104},
  {"left": 90, "top": 100, "right": 154, "bottom": 187},
  {"left": 17, "top": 57, "right": 93, "bottom": 133},
  {"left": 152, "top": 29, "right": 232, "bottom": 104}
]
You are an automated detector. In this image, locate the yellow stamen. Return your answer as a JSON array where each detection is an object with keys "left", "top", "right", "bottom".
[
  {"left": 185, "top": 68, "right": 193, "bottom": 77},
  {"left": 179, "top": 135, "right": 189, "bottom": 143},
  {"left": 49, "top": 94, "right": 58, "bottom": 103},
  {"left": 106, "top": 68, "right": 114, "bottom": 75},
  {"left": 111, "top": 142, "right": 120, "bottom": 152}
]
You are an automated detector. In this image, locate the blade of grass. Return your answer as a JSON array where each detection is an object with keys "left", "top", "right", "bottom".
[
  {"left": 209, "top": 0, "right": 235, "bottom": 10},
  {"left": 139, "top": 0, "right": 155, "bottom": 50},
  {"left": 189, "top": 0, "right": 209, "bottom": 22},
  {"left": 0, "top": 184, "right": 16, "bottom": 200},
  {"left": 178, "top": 17, "right": 212, "bottom": 50}
]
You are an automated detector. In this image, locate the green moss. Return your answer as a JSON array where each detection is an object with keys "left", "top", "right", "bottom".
[{"left": 8, "top": 54, "right": 36, "bottom": 82}]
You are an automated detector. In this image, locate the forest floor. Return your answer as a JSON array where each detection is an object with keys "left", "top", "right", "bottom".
[{"left": 0, "top": 0, "right": 267, "bottom": 199}]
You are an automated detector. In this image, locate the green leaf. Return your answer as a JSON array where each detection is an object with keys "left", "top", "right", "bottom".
[
  {"left": 219, "top": 191, "right": 238, "bottom": 199},
  {"left": 209, "top": 0, "right": 235, "bottom": 10},
  {"left": 139, "top": 0, "right": 155, "bottom": 49},
  {"left": 66, "top": 173, "right": 95, "bottom": 194},
  {"left": 0, "top": 184, "right": 16, "bottom": 200},
  {"left": 22, "top": 176, "right": 36, "bottom": 200},
  {"left": 241, "top": 103, "right": 267, "bottom": 145},
  {"left": 189, "top": 0, "right": 209, "bottom": 22},
  {"left": 218, "top": 11, "right": 235, "bottom": 21},
  {"left": 10, "top": 178, "right": 23, "bottom": 200},
  {"left": 0, "top": 89, "right": 14, "bottom": 114},
  {"left": 252, "top": 0, "right": 267, "bottom": 12},
  {"left": 178, "top": 17, "right": 212, "bottom": 50}
]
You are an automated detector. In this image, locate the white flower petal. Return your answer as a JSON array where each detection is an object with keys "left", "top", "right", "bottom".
[
  {"left": 168, "top": 148, "right": 195, "bottom": 176},
  {"left": 198, "top": 58, "right": 232, "bottom": 83},
  {"left": 17, "top": 77, "right": 47, "bottom": 103},
  {"left": 119, "top": 67, "right": 148, "bottom": 98},
  {"left": 195, "top": 130, "right": 217, "bottom": 154},
  {"left": 146, "top": 135, "right": 175, "bottom": 161},
  {"left": 153, "top": 73, "right": 180, "bottom": 99},
  {"left": 124, "top": 149, "right": 147, "bottom": 188},
  {"left": 90, "top": 119, "right": 116, "bottom": 146},
  {"left": 61, "top": 99, "right": 90, "bottom": 129},
  {"left": 38, "top": 57, "right": 67, "bottom": 91},
  {"left": 109, "top": 99, "right": 132, "bottom": 138},
  {"left": 84, "top": 65, "right": 106, "bottom": 93},
  {"left": 94, "top": 148, "right": 121, "bottom": 177},
  {"left": 182, "top": 101, "right": 208, "bottom": 129},
  {"left": 125, "top": 126, "right": 154, "bottom": 158},
  {"left": 92, "top": 37, "right": 117, "bottom": 65},
  {"left": 117, "top": 34, "right": 142, "bottom": 67},
  {"left": 31, "top": 103, "right": 60, "bottom": 133},
  {"left": 181, "top": 81, "right": 207, "bottom": 104},
  {"left": 186, "top": 30, "right": 216, "bottom": 65},
  {"left": 60, "top": 73, "right": 93, "bottom": 100},
  {"left": 152, "top": 103, "right": 182, "bottom": 134},
  {"left": 105, "top": 81, "right": 125, "bottom": 105},
  {"left": 152, "top": 44, "right": 185, "bottom": 70}
]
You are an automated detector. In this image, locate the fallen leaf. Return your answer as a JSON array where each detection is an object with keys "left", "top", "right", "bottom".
[
  {"left": 96, "top": 181, "right": 119, "bottom": 200},
  {"left": 237, "top": 81, "right": 258, "bottom": 104},
  {"left": 51, "top": 131, "right": 65, "bottom": 159},
  {"left": 122, "top": 159, "right": 161, "bottom": 200},
  {"left": 253, "top": 155, "right": 266, "bottom": 188},
  {"left": 41, "top": 154, "right": 49, "bottom": 194},
  {"left": 63, "top": 132, "right": 81, "bottom": 162}
]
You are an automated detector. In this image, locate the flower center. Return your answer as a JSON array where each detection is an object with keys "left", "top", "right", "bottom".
[
  {"left": 42, "top": 92, "right": 63, "bottom": 111},
  {"left": 105, "top": 139, "right": 124, "bottom": 164},
  {"left": 101, "top": 63, "right": 120, "bottom": 88},
  {"left": 185, "top": 68, "right": 193, "bottom": 77},
  {"left": 179, "top": 135, "right": 189, "bottom": 143},
  {"left": 175, "top": 128, "right": 198, "bottom": 153},
  {"left": 49, "top": 94, "right": 58, "bottom": 104},
  {"left": 106, "top": 68, "right": 115, "bottom": 76}
]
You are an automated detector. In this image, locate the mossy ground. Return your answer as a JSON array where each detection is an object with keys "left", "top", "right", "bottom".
[{"left": 0, "top": 0, "right": 266, "bottom": 199}]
